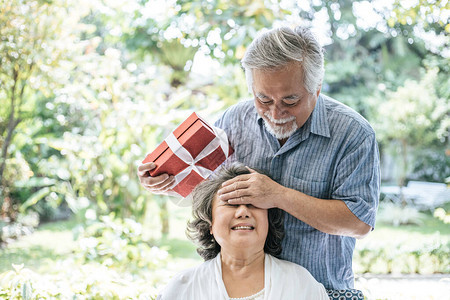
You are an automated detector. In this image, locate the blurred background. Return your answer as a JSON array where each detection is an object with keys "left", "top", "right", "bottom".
[{"left": 0, "top": 0, "right": 449, "bottom": 299}]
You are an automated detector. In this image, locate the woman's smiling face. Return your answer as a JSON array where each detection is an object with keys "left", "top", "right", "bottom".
[{"left": 210, "top": 195, "right": 269, "bottom": 255}]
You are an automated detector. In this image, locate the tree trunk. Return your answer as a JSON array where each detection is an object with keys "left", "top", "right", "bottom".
[
  {"left": 0, "top": 71, "right": 21, "bottom": 212},
  {"left": 398, "top": 139, "right": 409, "bottom": 206},
  {"left": 0, "top": 118, "right": 21, "bottom": 183},
  {"left": 160, "top": 200, "right": 169, "bottom": 236}
]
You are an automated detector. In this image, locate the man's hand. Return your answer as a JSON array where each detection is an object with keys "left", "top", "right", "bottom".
[
  {"left": 137, "top": 162, "right": 175, "bottom": 194},
  {"left": 216, "top": 167, "right": 286, "bottom": 209}
]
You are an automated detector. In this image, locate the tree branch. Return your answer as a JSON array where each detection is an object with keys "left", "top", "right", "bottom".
[{"left": 0, "top": 68, "right": 21, "bottom": 192}]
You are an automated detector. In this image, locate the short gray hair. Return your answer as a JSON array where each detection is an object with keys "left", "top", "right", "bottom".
[
  {"left": 241, "top": 26, "right": 324, "bottom": 95},
  {"left": 186, "top": 163, "right": 284, "bottom": 261}
]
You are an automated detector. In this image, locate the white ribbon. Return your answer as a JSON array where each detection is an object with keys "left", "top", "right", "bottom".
[{"left": 164, "top": 125, "right": 230, "bottom": 197}]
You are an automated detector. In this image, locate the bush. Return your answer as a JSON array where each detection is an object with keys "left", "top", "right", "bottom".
[
  {"left": 0, "top": 215, "right": 171, "bottom": 299},
  {"left": 434, "top": 207, "right": 450, "bottom": 224},
  {"left": 354, "top": 235, "right": 449, "bottom": 274},
  {"left": 0, "top": 212, "right": 39, "bottom": 245},
  {"left": 73, "top": 215, "right": 169, "bottom": 271},
  {"left": 0, "top": 263, "right": 159, "bottom": 299}
]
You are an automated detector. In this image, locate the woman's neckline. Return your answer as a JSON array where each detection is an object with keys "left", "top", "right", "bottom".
[{"left": 229, "top": 287, "right": 265, "bottom": 300}]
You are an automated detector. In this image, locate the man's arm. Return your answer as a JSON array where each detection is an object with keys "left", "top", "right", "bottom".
[
  {"left": 280, "top": 186, "right": 371, "bottom": 239},
  {"left": 217, "top": 170, "right": 371, "bottom": 239}
]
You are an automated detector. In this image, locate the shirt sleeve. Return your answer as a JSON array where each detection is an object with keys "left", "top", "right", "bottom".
[
  {"left": 331, "top": 133, "right": 380, "bottom": 228},
  {"left": 214, "top": 105, "right": 233, "bottom": 135},
  {"left": 214, "top": 105, "right": 240, "bottom": 167}
]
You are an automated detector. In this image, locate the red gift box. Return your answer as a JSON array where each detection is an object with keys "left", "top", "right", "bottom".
[{"left": 142, "top": 112, "right": 233, "bottom": 198}]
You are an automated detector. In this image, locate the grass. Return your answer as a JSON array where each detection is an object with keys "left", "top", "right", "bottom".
[
  {"left": 159, "top": 237, "right": 199, "bottom": 259},
  {"left": 361, "top": 207, "right": 449, "bottom": 247},
  {"left": 368, "top": 213, "right": 449, "bottom": 242},
  {"left": 0, "top": 218, "right": 79, "bottom": 273}
]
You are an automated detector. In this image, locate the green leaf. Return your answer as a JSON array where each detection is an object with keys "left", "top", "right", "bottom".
[
  {"left": 20, "top": 187, "right": 51, "bottom": 212},
  {"left": 14, "top": 177, "right": 56, "bottom": 188},
  {"left": 21, "top": 281, "right": 33, "bottom": 300}
]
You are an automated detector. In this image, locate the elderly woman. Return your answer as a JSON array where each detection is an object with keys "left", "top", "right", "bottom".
[{"left": 157, "top": 164, "right": 328, "bottom": 299}]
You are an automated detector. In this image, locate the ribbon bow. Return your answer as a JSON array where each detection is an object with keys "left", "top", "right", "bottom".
[{"left": 164, "top": 125, "right": 230, "bottom": 203}]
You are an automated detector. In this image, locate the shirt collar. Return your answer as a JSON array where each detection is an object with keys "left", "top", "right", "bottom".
[
  {"left": 310, "top": 94, "right": 331, "bottom": 138},
  {"left": 256, "top": 107, "right": 264, "bottom": 125}
]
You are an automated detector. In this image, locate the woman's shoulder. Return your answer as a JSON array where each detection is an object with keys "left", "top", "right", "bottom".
[
  {"left": 266, "top": 254, "right": 328, "bottom": 299},
  {"left": 164, "top": 259, "right": 216, "bottom": 286},
  {"left": 157, "top": 258, "right": 217, "bottom": 300},
  {"left": 267, "top": 254, "right": 311, "bottom": 275}
]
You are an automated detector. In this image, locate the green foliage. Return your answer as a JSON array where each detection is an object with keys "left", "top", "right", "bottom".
[
  {"left": 0, "top": 0, "right": 85, "bottom": 191},
  {"left": 74, "top": 215, "right": 169, "bottom": 271},
  {"left": 0, "top": 264, "right": 34, "bottom": 300},
  {"left": 0, "top": 0, "right": 76, "bottom": 96},
  {"left": 373, "top": 68, "right": 449, "bottom": 185},
  {"left": 410, "top": 149, "right": 450, "bottom": 183},
  {"left": 355, "top": 207, "right": 450, "bottom": 274},
  {"left": 1, "top": 155, "right": 32, "bottom": 196},
  {"left": 0, "top": 212, "right": 39, "bottom": 243},
  {"left": 354, "top": 235, "right": 449, "bottom": 274},
  {"left": 1, "top": 0, "right": 448, "bottom": 240},
  {"left": 375, "top": 69, "right": 446, "bottom": 144},
  {"left": 156, "top": 40, "right": 199, "bottom": 87},
  {"left": 388, "top": 0, "right": 450, "bottom": 34},
  {"left": 0, "top": 216, "right": 171, "bottom": 299},
  {"left": 44, "top": 47, "right": 161, "bottom": 219},
  {"left": 0, "top": 0, "right": 89, "bottom": 223},
  {"left": 126, "top": 0, "right": 291, "bottom": 66},
  {"left": 434, "top": 207, "right": 450, "bottom": 224},
  {"left": 0, "top": 262, "right": 159, "bottom": 299}
]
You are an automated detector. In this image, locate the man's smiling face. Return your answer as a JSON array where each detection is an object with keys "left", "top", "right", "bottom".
[{"left": 252, "top": 62, "right": 319, "bottom": 140}]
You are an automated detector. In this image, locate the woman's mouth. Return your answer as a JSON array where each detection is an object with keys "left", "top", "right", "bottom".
[{"left": 231, "top": 225, "right": 254, "bottom": 230}]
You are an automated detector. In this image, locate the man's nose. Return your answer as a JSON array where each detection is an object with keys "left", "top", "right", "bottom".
[
  {"left": 270, "top": 102, "right": 287, "bottom": 120},
  {"left": 235, "top": 205, "right": 250, "bottom": 218}
]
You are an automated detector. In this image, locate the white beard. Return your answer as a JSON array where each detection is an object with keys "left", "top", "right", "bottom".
[{"left": 262, "top": 111, "right": 298, "bottom": 140}]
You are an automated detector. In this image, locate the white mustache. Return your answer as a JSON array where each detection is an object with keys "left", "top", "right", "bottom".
[{"left": 263, "top": 111, "right": 296, "bottom": 124}]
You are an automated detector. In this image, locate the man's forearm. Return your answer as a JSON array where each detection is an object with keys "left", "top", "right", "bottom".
[{"left": 278, "top": 187, "right": 371, "bottom": 239}]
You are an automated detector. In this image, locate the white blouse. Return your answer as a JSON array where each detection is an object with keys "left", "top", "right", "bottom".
[
  {"left": 157, "top": 253, "right": 328, "bottom": 300},
  {"left": 230, "top": 288, "right": 264, "bottom": 300}
]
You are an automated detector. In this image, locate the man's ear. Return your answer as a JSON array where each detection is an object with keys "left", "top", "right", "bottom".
[{"left": 316, "top": 85, "right": 322, "bottom": 98}]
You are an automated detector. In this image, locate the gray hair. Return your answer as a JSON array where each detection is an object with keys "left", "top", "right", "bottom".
[
  {"left": 186, "top": 163, "right": 284, "bottom": 261},
  {"left": 241, "top": 26, "right": 324, "bottom": 95}
]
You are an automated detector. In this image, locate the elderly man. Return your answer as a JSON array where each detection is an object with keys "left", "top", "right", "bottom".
[{"left": 138, "top": 26, "right": 380, "bottom": 293}]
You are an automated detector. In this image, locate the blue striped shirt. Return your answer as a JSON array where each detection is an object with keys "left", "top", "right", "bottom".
[{"left": 215, "top": 94, "right": 380, "bottom": 289}]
